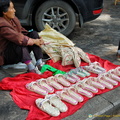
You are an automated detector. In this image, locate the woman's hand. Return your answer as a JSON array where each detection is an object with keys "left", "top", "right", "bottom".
[{"left": 33, "top": 37, "right": 44, "bottom": 47}]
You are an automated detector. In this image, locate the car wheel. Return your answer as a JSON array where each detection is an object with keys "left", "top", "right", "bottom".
[{"left": 35, "top": 0, "right": 76, "bottom": 36}]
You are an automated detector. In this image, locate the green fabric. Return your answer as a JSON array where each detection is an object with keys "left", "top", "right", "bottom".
[{"left": 40, "top": 64, "right": 66, "bottom": 75}]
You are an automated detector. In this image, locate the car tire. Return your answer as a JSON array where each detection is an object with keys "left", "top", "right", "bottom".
[{"left": 35, "top": 0, "right": 76, "bottom": 36}]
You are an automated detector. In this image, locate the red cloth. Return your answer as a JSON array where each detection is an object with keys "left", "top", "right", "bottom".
[{"left": 0, "top": 53, "right": 120, "bottom": 120}]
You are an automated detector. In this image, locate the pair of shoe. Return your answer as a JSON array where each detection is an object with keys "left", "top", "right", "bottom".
[
  {"left": 97, "top": 75, "right": 114, "bottom": 89},
  {"left": 26, "top": 81, "right": 48, "bottom": 95},
  {"left": 84, "top": 77, "right": 105, "bottom": 90},
  {"left": 83, "top": 62, "right": 106, "bottom": 74},
  {"left": 35, "top": 94, "right": 68, "bottom": 116},
  {"left": 28, "top": 66, "right": 42, "bottom": 74},
  {"left": 75, "top": 80, "right": 98, "bottom": 94},
  {"left": 46, "top": 74, "right": 71, "bottom": 90},
  {"left": 64, "top": 72, "right": 80, "bottom": 83},
  {"left": 110, "top": 67, "right": 120, "bottom": 78},
  {"left": 70, "top": 67, "right": 90, "bottom": 77},
  {"left": 28, "top": 61, "right": 45, "bottom": 74}
]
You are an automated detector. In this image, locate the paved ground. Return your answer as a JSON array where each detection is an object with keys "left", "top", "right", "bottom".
[{"left": 1, "top": 0, "right": 120, "bottom": 120}]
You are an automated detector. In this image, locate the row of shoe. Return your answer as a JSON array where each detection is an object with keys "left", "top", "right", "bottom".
[
  {"left": 83, "top": 61, "right": 106, "bottom": 74},
  {"left": 55, "top": 79, "right": 100, "bottom": 105},
  {"left": 26, "top": 73, "right": 80, "bottom": 96},
  {"left": 54, "top": 67, "right": 120, "bottom": 105},
  {"left": 35, "top": 94, "right": 68, "bottom": 116}
]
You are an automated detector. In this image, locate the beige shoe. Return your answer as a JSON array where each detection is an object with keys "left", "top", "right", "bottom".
[
  {"left": 45, "top": 94, "right": 68, "bottom": 112},
  {"left": 35, "top": 98, "right": 60, "bottom": 116}
]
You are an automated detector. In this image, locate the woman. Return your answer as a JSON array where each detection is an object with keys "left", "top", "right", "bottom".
[{"left": 0, "top": 0, "right": 45, "bottom": 74}]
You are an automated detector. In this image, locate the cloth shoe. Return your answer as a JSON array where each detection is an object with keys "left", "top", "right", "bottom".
[
  {"left": 36, "top": 62, "right": 45, "bottom": 70},
  {"left": 28, "top": 66, "right": 41, "bottom": 74}
]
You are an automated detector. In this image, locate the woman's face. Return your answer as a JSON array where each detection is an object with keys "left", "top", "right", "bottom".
[{"left": 3, "top": 2, "right": 16, "bottom": 19}]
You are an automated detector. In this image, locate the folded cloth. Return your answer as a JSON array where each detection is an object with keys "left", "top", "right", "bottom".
[{"left": 40, "top": 64, "right": 66, "bottom": 75}]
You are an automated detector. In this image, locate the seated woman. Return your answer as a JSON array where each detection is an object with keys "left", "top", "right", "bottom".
[{"left": 0, "top": 0, "right": 45, "bottom": 74}]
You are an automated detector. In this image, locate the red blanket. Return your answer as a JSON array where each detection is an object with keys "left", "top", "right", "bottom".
[{"left": 0, "top": 53, "right": 120, "bottom": 120}]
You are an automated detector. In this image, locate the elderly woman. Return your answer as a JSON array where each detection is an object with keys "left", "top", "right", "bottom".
[{"left": 0, "top": 0, "right": 45, "bottom": 74}]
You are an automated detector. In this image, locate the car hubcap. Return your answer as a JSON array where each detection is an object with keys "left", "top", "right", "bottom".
[{"left": 42, "top": 7, "right": 69, "bottom": 32}]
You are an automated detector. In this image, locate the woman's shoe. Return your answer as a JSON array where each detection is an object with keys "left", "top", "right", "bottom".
[
  {"left": 56, "top": 90, "right": 78, "bottom": 105},
  {"left": 86, "top": 77, "right": 105, "bottom": 90},
  {"left": 26, "top": 82, "right": 48, "bottom": 95},
  {"left": 45, "top": 94, "right": 68, "bottom": 112},
  {"left": 103, "top": 73, "right": 118, "bottom": 85},
  {"left": 47, "top": 76, "right": 63, "bottom": 90},
  {"left": 64, "top": 86, "right": 84, "bottom": 102},
  {"left": 108, "top": 69, "right": 120, "bottom": 82},
  {"left": 73, "top": 83, "right": 93, "bottom": 98},
  {"left": 97, "top": 75, "right": 114, "bottom": 89},
  {"left": 36, "top": 78, "right": 54, "bottom": 93},
  {"left": 77, "top": 80, "right": 98, "bottom": 93},
  {"left": 54, "top": 74, "right": 71, "bottom": 87},
  {"left": 35, "top": 98, "right": 60, "bottom": 116}
]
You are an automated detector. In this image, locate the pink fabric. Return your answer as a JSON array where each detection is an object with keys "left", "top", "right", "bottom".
[{"left": 0, "top": 53, "right": 120, "bottom": 120}]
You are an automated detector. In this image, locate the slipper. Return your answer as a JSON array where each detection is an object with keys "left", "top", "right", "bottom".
[
  {"left": 103, "top": 73, "right": 118, "bottom": 85},
  {"left": 46, "top": 76, "right": 63, "bottom": 90},
  {"left": 114, "top": 67, "right": 120, "bottom": 76},
  {"left": 64, "top": 86, "right": 84, "bottom": 102},
  {"left": 74, "top": 83, "right": 93, "bottom": 98},
  {"left": 35, "top": 98, "right": 60, "bottom": 116},
  {"left": 67, "top": 71, "right": 80, "bottom": 80},
  {"left": 86, "top": 77, "right": 105, "bottom": 90},
  {"left": 56, "top": 91, "right": 78, "bottom": 105},
  {"left": 107, "top": 69, "right": 120, "bottom": 82},
  {"left": 26, "top": 82, "right": 48, "bottom": 95},
  {"left": 54, "top": 74, "right": 71, "bottom": 87},
  {"left": 70, "top": 68, "right": 86, "bottom": 77},
  {"left": 76, "top": 67, "right": 90, "bottom": 77},
  {"left": 45, "top": 94, "right": 68, "bottom": 112},
  {"left": 83, "top": 65, "right": 102, "bottom": 74},
  {"left": 90, "top": 62, "right": 106, "bottom": 73},
  {"left": 63, "top": 74, "right": 77, "bottom": 83},
  {"left": 97, "top": 75, "right": 114, "bottom": 89},
  {"left": 36, "top": 79, "right": 54, "bottom": 93},
  {"left": 78, "top": 80, "right": 98, "bottom": 93}
]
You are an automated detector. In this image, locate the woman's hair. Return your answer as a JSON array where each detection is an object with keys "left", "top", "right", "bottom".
[{"left": 0, "top": 0, "right": 10, "bottom": 17}]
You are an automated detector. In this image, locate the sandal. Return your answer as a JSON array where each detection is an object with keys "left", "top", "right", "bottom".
[
  {"left": 35, "top": 98, "right": 60, "bottom": 116},
  {"left": 54, "top": 74, "right": 71, "bottom": 87},
  {"left": 69, "top": 68, "right": 86, "bottom": 77},
  {"left": 64, "top": 86, "right": 84, "bottom": 102},
  {"left": 77, "top": 80, "right": 98, "bottom": 93},
  {"left": 73, "top": 83, "right": 93, "bottom": 98},
  {"left": 90, "top": 62, "right": 106, "bottom": 73},
  {"left": 46, "top": 76, "right": 63, "bottom": 90},
  {"left": 76, "top": 67, "right": 90, "bottom": 77},
  {"left": 56, "top": 90, "right": 78, "bottom": 105},
  {"left": 63, "top": 74, "right": 77, "bottom": 83},
  {"left": 26, "top": 82, "right": 48, "bottom": 95},
  {"left": 36, "top": 78, "right": 54, "bottom": 93},
  {"left": 108, "top": 69, "right": 120, "bottom": 82},
  {"left": 114, "top": 67, "right": 120, "bottom": 76},
  {"left": 103, "top": 73, "right": 118, "bottom": 85},
  {"left": 97, "top": 75, "right": 113, "bottom": 89},
  {"left": 86, "top": 77, "right": 105, "bottom": 90},
  {"left": 67, "top": 71, "right": 80, "bottom": 80},
  {"left": 45, "top": 94, "right": 68, "bottom": 112},
  {"left": 83, "top": 65, "right": 102, "bottom": 74}
]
